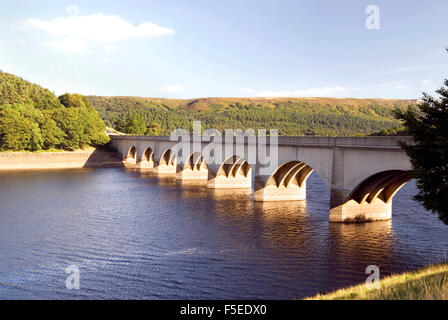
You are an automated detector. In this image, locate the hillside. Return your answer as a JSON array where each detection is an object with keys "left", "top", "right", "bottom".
[
  {"left": 88, "top": 95, "right": 416, "bottom": 136},
  {"left": 0, "top": 71, "right": 109, "bottom": 151},
  {"left": 0, "top": 70, "right": 62, "bottom": 109}
]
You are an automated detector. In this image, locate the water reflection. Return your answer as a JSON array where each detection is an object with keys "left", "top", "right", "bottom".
[
  {"left": 179, "top": 180, "right": 208, "bottom": 187},
  {"left": 327, "top": 221, "right": 395, "bottom": 264},
  {"left": 254, "top": 201, "right": 314, "bottom": 253},
  {"left": 211, "top": 188, "right": 253, "bottom": 200},
  {"left": 180, "top": 184, "right": 209, "bottom": 200},
  {"left": 157, "top": 176, "right": 177, "bottom": 187},
  {"left": 254, "top": 200, "right": 308, "bottom": 215}
]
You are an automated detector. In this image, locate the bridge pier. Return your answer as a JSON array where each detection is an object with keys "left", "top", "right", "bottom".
[
  {"left": 328, "top": 151, "right": 411, "bottom": 222},
  {"left": 154, "top": 149, "right": 177, "bottom": 175},
  {"left": 207, "top": 175, "right": 252, "bottom": 189},
  {"left": 176, "top": 153, "right": 208, "bottom": 181},
  {"left": 138, "top": 160, "right": 154, "bottom": 171},
  {"left": 254, "top": 182, "right": 307, "bottom": 201},
  {"left": 176, "top": 168, "right": 208, "bottom": 181},
  {"left": 154, "top": 163, "right": 177, "bottom": 175},
  {"left": 138, "top": 147, "right": 155, "bottom": 171},
  {"left": 253, "top": 161, "right": 313, "bottom": 202},
  {"left": 206, "top": 162, "right": 252, "bottom": 189},
  {"left": 329, "top": 188, "right": 392, "bottom": 222}
]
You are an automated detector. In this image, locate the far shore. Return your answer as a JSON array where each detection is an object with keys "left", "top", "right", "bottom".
[{"left": 0, "top": 148, "right": 123, "bottom": 171}]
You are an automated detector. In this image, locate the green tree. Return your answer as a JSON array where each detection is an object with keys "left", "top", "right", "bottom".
[
  {"left": 146, "top": 122, "right": 162, "bottom": 135},
  {"left": 53, "top": 93, "right": 109, "bottom": 149},
  {"left": 51, "top": 104, "right": 109, "bottom": 150},
  {"left": 118, "top": 113, "right": 147, "bottom": 135},
  {"left": 0, "top": 107, "right": 43, "bottom": 151},
  {"left": 0, "top": 73, "right": 109, "bottom": 151},
  {"left": 113, "top": 118, "right": 127, "bottom": 133},
  {"left": 40, "top": 112, "right": 65, "bottom": 149},
  {"left": 395, "top": 79, "right": 448, "bottom": 224},
  {"left": 0, "top": 71, "right": 62, "bottom": 110},
  {"left": 59, "top": 93, "right": 92, "bottom": 109}
]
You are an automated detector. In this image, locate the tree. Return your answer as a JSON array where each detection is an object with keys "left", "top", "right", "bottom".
[
  {"left": 0, "top": 107, "right": 43, "bottom": 151},
  {"left": 0, "top": 73, "right": 109, "bottom": 151},
  {"left": 395, "top": 79, "right": 448, "bottom": 223},
  {"left": 115, "top": 113, "right": 147, "bottom": 135},
  {"left": 51, "top": 103, "right": 109, "bottom": 150},
  {"left": 0, "top": 71, "right": 62, "bottom": 110},
  {"left": 59, "top": 93, "right": 92, "bottom": 109},
  {"left": 146, "top": 122, "right": 162, "bottom": 135},
  {"left": 53, "top": 93, "right": 109, "bottom": 149}
]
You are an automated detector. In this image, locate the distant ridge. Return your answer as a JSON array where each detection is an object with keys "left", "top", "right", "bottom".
[{"left": 88, "top": 95, "right": 414, "bottom": 136}]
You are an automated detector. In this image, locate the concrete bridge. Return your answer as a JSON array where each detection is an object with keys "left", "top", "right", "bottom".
[{"left": 109, "top": 135, "right": 413, "bottom": 223}]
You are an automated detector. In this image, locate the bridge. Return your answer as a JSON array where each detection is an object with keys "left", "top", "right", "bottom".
[{"left": 109, "top": 134, "right": 413, "bottom": 223}]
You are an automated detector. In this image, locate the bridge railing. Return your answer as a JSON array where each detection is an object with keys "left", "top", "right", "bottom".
[{"left": 109, "top": 134, "right": 413, "bottom": 149}]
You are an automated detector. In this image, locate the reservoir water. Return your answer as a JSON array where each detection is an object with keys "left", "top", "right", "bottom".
[{"left": 0, "top": 167, "right": 447, "bottom": 299}]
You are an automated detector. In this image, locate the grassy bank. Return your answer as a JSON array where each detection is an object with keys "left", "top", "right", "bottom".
[{"left": 307, "top": 263, "right": 448, "bottom": 300}]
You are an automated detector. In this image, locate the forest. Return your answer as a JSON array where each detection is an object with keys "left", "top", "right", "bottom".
[
  {"left": 88, "top": 96, "right": 415, "bottom": 136},
  {"left": 0, "top": 71, "right": 109, "bottom": 151}
]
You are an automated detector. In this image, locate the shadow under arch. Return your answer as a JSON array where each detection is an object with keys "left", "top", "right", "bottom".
[
  {"left": 126, "top": 146, "right": 137, "bottom": 164},
  {"left": 207, "top": 154, "right": 252, "bottom": 189},
  {"left": 159, "top": 149, "right": 177, "bottom": 166},
  {"left": 154, "top": 149, "right": 177, "bottom": 175},
  {"left": 177, "top": 152, "right": 208, "bottom": 182},
  {"left": 184, "top": 152, "right": 208, "bottom": 171},
  {"left": 140, "top": 147, "right": 155, "bottom": 169},
  {"left": 254, "top": 160, "right": 315, "bottom": 202},
  {"left": 217, "top": 155, "right": 251, "bottom": 178},
  {"left": 141, "top": 147, "right": 154, "bottom": 162},
  {"left": 330, "top": 170, "right": 412, "bottom": 222},
  {"left": 346, "top": 170, "right": 412, "bottom": 205}
]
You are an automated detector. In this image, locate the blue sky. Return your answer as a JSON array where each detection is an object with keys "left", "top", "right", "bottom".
[{"left": 0, "top": 0, "right": 447, "bottom": 99}]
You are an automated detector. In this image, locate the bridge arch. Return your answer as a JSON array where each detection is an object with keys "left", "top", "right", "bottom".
[
  {"left": 254, "top": 160, "right": 315, "bottom": 201},
  {"left": 155, "top": 149, "right": 177, "bottom": 175},
  {"left": 184, "top": 152, "right": 208, "bottom": 172},
  {"left": 330, "top": 170, "right": 412, "bottom": 222},
  {"left": 177, "top": 152, "right": 208, "bottom": 181},
  {"left": 207, "top": 155, "right": 252, "bottom": 188},
  {"left": 141, "top": 147, "right": 154, "bottom": 163},
  {"left": 159, "top": 149, "right": 177, "bottom": 166},
  {"left": 140, "top": 147, "right": 155, "bottom": 169},
  {"left": 217, "top": 155, "right": 251, "bottom": 178},
  {"left": 346, "top": 170, "right": 412, "bottom": 205},
  {"left": 126, "top": 146, "right": 137, "bottom": 163}
]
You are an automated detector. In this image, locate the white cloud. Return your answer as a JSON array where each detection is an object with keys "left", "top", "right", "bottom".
[
  {"left": 104, "top": 44, "right": 117, "bottom": 52},
  {"left": 160, "top": 84, "right": 184, "bottom": 93},
  {"left": 257, "top": 86, "right": 346, "bottom": 97},
  {"left": 46, "top": 37, "right": 88, "bottom": 53},
  {"left": 23, "top": 5, "right": 174, "bottom": 53},
  {"left": 243, "top": 88, "right": 254, "bottom": 94},
  {"left": 422, "top": 79, "right": 432, "bottom": 84},
  {"left": 394, "top": 84, "right": 407, "bottom": 89}
]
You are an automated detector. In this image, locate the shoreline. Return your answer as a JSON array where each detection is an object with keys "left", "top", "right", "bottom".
[
  {"left": 306, "top": 263, "right": 448, "bottom": 300},
  {"left": 0, "top": 149, "right": 124, "bottom": 171}
]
